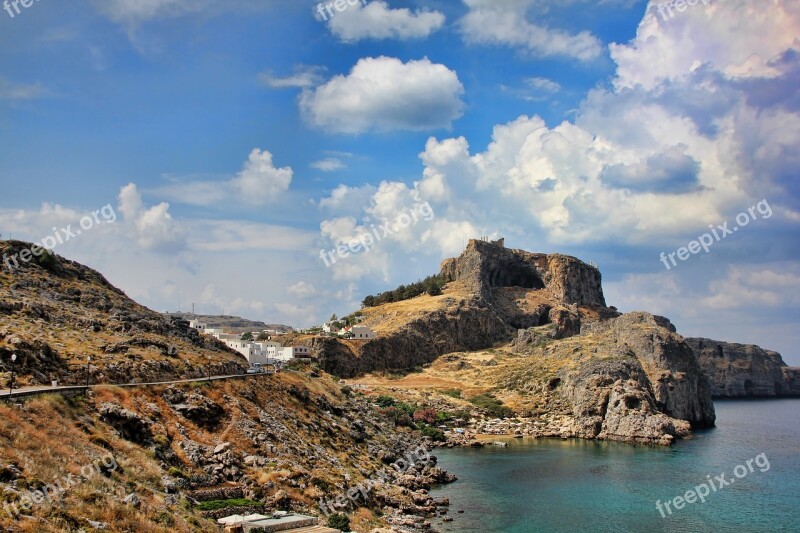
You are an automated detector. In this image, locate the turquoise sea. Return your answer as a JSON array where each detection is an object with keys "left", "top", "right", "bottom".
[{"left": 430, "top": 400, "right": 800, "bottom": 532}]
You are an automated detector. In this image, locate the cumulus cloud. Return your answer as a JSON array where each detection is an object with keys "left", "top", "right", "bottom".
[
  {"left": 154, "top": 149, "right": 293, "bottom": 207},
  {"left": 319, "top": 184, "right": 378, "bottom": 215},
  {"left": 118, "top": 183, "right": 186, "bottom": 252},
  {"left": 612, "top": 0, "right": 800, "bottom": 89},
  {"left": 300, "top": 57, "right": 465, "bottom": 133},
  {"left": 459, "top": 0, "right": 603, "bottom": 61},
  {"left": 231, "top": 149, "right": 293, "bottom": 204},
  {"left": 324, "top": 0, "right": 445, "bottom": 42}
]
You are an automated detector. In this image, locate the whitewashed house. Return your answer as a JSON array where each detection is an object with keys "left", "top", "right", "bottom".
[
  {"left": 189, "top": 320, "right": 207, "bottom": 332},
  {"left": 344, "top": 325, "right": 376, "bottom": 340}
]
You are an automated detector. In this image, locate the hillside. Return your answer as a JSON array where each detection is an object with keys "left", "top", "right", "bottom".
[
  {"left": 0, "top": 373, "right": 452, "bottom": 532},
  {"left": 0, "top": 241, "right": 247, "bottom": 388},
  {"left": 0, "top": 241, "right": 455, "bottom": 532}
]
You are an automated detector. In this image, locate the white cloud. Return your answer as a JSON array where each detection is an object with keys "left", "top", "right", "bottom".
[
  {"left": 612, "top": 0, "right": 800, "bottom": 90},
  {"left": 259, "top": 65, "right": 327, "bottom": 89},
  {"left": 459, "top": 0, "right": 603, "bottom": 61},
  {"left": 300, "top": 57, "right": 465, "bottom": 134},
  {"left": 118, "top": 183, "right": 186, "bottom": 252},
  {"left": 154, "top": 149, "right": 293, "bottom": 207},
  {"left": 287, "top": 281, "right": 317, "bottom": 298},
  {"left": 311, "top": 158, "right": 347, "bottom": 172},
  {"left": 319, "top": 184, "right": 378, "bottom": 214},
  {"left": 323, "top": 0, "right": 445, "bottom": 42},
  {"left": 526, "top": 77, "right": 561, "bottom": 93},
  {"left": 231, "top": 149, "right": 293, "bottom": 204}
]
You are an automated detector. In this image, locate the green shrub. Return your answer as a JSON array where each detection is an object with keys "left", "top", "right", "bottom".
[
  {"left": 469, "top": 394, "right": 514, "bottom": 419},
  {"left": 441, "top": 389, "right": 462, "bottom": 399},
  {"left": 362, "top": 274, "right": 448, "bottom": 308},
  {"left": 327, "top": 513, "right": 351, "bottom": 531},
  {"left": 420, "top": 426, "right": 446, "bottom": 442},
  {"left": 374, "top": 395, "right": 396, "bottom": 408}
]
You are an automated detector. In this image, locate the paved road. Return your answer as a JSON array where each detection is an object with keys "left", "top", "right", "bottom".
[{"left": 0, "top": 372, "right": 275, "bottom": 400}]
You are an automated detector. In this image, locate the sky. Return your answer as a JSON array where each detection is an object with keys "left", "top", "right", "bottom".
[{"left": 0, "top": 0, "right": 798, "bottom": 363}]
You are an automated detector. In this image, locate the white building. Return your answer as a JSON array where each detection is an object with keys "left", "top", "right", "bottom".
[
  {"left": 345, "top": 325, "right": 376, "bottom": 340},
  {"left": 189, "top": 320, "right": 207, "bottom": 332},
  {"left": 213, "top": 333, "right": 241, "bottom": 342},
  {"left": 322, "top": 322, "right": 337, "bottom": 334}
]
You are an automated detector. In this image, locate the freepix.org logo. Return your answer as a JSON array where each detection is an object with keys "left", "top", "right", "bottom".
[{"left": 3, "top": 0, "right": 43, "bottom": 19}]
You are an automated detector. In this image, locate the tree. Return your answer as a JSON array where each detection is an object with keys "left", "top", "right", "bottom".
[
  {"left": 241, "top": 332, "right": 254, "bottom": 341},
  {"left": 330, "top": 313, "right": 338, "bottom": 322},
  {"left": 256, "top": 332, "right": 270, "bottom": 341}
]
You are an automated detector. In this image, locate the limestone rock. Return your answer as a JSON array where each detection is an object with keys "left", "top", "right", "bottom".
[{"left": 688, "top": 337, "right": 800, "bottom": 397}]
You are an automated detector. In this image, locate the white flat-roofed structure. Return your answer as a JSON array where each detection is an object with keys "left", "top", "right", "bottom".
[{"left": 189, "top": 320, "right": 207, "bottom": 332}]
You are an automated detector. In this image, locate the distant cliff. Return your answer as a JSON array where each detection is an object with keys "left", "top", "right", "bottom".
[{"left": 687, "top": 338, "right": 800, "bottom": 398}]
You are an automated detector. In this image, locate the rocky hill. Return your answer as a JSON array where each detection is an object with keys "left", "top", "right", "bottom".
[
  {"left": 0, "top": 371, "right": 453, "bottom": 532},
  {"left": 0, "top": 240, "right": 247, "bottom": 387},
  {"left": 313, "top": 239, "right": 617, "bottom": 377},
  {"left": 687, "top": 337, "right": 800, "bottom": 397},
  {"left": 0, "top": 240, "right": 455, "bottom": 532},
  {"left": 311, "top": 239, "right": 717, "bottom": 446}
]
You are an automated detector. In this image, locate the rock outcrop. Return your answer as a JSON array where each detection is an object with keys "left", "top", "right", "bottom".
[
  {"left": 440, "top": 238, "right": 606, "bottom": 307},
  {"left": 524, "top": 312, "right": 717, "bottom": 445},
  {"left": 315, "top": 239, "right": 615, "bottom": 377},
  {"left": 687, "top": 337, "right": 800, "bottom": 397}
]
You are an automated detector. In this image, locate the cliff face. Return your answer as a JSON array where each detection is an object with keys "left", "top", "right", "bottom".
[
  {"left": 314, "top": 301, "right": 510, "bottom": 378},
  {"left": 439, "top": 239, "right": 606, "bottom": 307},
  {"left": 687, "top": 337, "right": 800, "bottom": 398},
  {"left": 536, "top": 312, "right": 716, "bottom": 445}
]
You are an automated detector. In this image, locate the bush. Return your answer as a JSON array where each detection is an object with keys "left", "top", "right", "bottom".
[
  {"left": 441, "top": 389, "right": 462, "bottom": 399},
  {"left": 469, "top": 394, "right": 514, "bottom": 419},
  {"left": 362, "top": 274, "right": 448, "bottom": 308},
  {"left": 375, "top": 395, "right": 396, "bottom": 408},
  {"left": 420, "top": 426, "right": 446, "bottom": 442},
  {"left": 328, "top": 513, "right": 351, "bottom": 531}
]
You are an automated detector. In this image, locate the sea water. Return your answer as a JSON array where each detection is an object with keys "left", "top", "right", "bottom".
[{"left": 430, "top": 400, "right": 800, "bottom": 532}]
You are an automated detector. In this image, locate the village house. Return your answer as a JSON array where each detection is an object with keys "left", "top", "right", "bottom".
[
  {"left": 190, "top": 321, "right": 310, "bottom": 366},
  {"left": 343, "top": 325, "right": 376, "bottom": 340}
]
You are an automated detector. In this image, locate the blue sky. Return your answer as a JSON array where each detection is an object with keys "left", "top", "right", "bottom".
[{"left": 1, "top": 0, "right": 799, "bottom": 363}]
